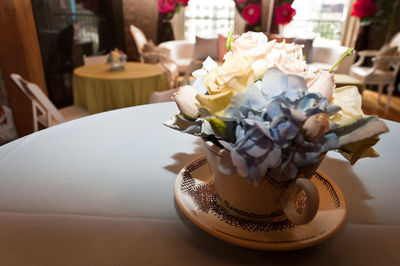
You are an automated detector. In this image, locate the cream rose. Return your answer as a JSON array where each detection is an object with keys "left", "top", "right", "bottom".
[
  {"left": 267, "top": 42, "right": 306, "bottom": 74},
  {"left": 252, "top": 59, "right": 270, "bottom": 80},
  {"left": 306, "top": 70, "right": 335, "bottom": 100},
  {"left": 203, "top": 55, "right": 254, "bottom": 95},
  {"left": 225, "top": 32, "right": 276, "bottom": 61},
  {"left": 329, "top": 86, "right": 364, "bottom": 126}
]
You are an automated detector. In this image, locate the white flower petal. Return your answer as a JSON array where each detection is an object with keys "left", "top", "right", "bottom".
[{"left": 202, "top": 56, "right": 218, "bottom": 72}]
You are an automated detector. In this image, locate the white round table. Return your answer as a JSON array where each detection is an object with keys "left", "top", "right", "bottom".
[{"left": 0, "top": 102, "right": 399, "bottom": 265}]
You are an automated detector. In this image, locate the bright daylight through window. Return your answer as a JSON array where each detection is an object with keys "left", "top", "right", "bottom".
[
  {"left": 284, "top": 0, "right": 350, "bottom": 46},
  {"left": 184, "top": 0, "right": 235, "bottom": 41}
]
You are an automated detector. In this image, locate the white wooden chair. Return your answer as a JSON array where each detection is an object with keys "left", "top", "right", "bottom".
[
  {"left": 83, "top": 54, "right": 109, "bottom": 65},
  {"left": 350, "top": 32, "right": 400, "bottom": 110},
  {"left": 129, "top": 24, "right": 178, "bottom": 88},
  {"left": 158, "top": 40, "right": 195, "bottom": 75},
  {"left": 10, "top": 74, "right": 88, "bottom": 132}
]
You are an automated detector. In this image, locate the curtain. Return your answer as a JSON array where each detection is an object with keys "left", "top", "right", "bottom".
[
  {"left": 341, "top": 0, "right": 359, "bottom": 48},
  {"left": 234, "top": 0, "right": 262, "bottom": 32},
  {"left": 269, "top": 0, "right": 285, "bottom": 34}
]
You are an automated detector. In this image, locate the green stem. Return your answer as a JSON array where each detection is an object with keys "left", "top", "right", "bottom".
[
  {"left": 226, "top": 28, "right": 234, "bottom": 51},
  {"left": 329, "top": 48, "right": 354, "bottom": 73}
]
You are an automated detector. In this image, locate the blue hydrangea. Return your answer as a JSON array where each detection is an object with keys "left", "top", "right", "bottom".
[{"left": 220, "top": 68, "right": 340, "bottom": 184}]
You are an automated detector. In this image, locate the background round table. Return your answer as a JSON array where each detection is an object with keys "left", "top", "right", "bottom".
[
  {"left": 0, "top": 103, "right": 399, "bottom": 265},
  {"left": 73, "top": 62, "right": 169, "bottom": 114}
]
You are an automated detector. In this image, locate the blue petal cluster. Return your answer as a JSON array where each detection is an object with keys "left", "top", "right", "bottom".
[{"left": 220, "top": 68, "right": 340, "bottom": 184}]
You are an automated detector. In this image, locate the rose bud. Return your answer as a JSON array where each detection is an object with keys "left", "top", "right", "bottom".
[
  {"left": 302, "top": 113, "right": 330, "bottom": 141},
  {"left": 172, "top": 85, "right": 200, "bottom": 120}
]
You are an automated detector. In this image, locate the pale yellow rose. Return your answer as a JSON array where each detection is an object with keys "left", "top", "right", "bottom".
[
  {"left": 227, "top": 32, "right": 275, "bottom": 61},
  {"left": 196, "top": 90, "right": 234, "bottom": 117},
  {"left": 199, "top": 55, "right": 254, "bottom": 117},
  {"left": 203, "top": 55, "right": 254, "bottom": 95},
  {"left": 329, "top": 86, "right": 364, "bottom": 126}
]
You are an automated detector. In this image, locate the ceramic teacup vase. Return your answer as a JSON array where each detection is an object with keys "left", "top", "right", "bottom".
[{"left": 203, "top": 140, "right": 321, "bottom": 225}]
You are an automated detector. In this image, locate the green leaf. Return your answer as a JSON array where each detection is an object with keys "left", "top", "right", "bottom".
[
  {"left": 226, "top": 28, "right": 234, "bottom": 51},
  {"left": 338, "top": 136, "right": 380, "bottom": 165},
  {"left": 253, "top": 25, "right": 261, "bottom": 32}
]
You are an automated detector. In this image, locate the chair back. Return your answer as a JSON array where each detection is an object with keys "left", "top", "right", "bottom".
[
  {"left": 83, "top": 54, "right": 109, "bottom": 65},
  {"left": 130, "top": 25, "right": 148, "bottom": 62},
  {"left": 311, "top": 45, "right": 356, "bottom": 74},
  {"left": 389, "top": 57, "right": 400, "bottom": 79},
  {"left": 158, "top": 40, "right": 195, "bottom": 61},
  {"left": 10, "top": 74, "right": 65, "bottom": 131},
  {"left": 390, "top": 32, "right": 400, "bottom": 54},
  {"left": 149, "top": 89, "right": 176, "bottom": 104}
]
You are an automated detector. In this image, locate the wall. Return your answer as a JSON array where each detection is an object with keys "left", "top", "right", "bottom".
[
  {"left": 122, "top": 0, "right": 159, "bottom": 60},
  {"left": 0, "top": 67, "right": 8, "bottom": 106},
  {"left": 0, "top": 0, "right": 47, "bottom": 137}
]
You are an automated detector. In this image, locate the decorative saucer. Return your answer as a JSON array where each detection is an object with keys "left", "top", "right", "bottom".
[{"left": 174, "top": 156, "right": 347, "bottom": 251}]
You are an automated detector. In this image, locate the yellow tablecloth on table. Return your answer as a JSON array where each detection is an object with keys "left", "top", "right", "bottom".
[{"left": 73, "top": 62, "right": 169, "bottom": 114}]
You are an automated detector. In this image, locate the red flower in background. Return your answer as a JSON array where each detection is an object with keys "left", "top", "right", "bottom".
[
  {"left": 274, "top": 3, "right": 296, "bottom": 25},
  {"left": 75, "top": 0, "right": 99, "bottom": 12},
  {"left": 158, "top": 0, "right": 176, "bottom": 14},
  {"left": 351, "top": 0, "right": 376, "bottom": 18},
  {"left": 176, "top": 0, "right": 189, "bottom": 6},
  {"left": 242, "top": 4, "right": 261, "bottom": 25},
  {"left": 235, "top": 0, "right": 247, "bottom": 4}
]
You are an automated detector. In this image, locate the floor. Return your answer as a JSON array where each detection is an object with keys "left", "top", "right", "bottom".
[{"left": 362, "top": 89, "right": 400, "bottom": 122}]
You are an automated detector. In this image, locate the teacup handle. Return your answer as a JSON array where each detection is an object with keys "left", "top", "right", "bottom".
[{"left": 283, "top": 177, "right": 319, "bottom": 225}]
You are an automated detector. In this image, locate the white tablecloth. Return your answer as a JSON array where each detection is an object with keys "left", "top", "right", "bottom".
[{"left": 0, "top": 102, "right": 399, "bottom": 265}]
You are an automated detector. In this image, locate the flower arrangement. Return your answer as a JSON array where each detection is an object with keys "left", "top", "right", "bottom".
[
  {"left": 351, "top": 0, "right": 376, "bottom": 25},
  {"left": 158, "top": 0, "right": 189, "bottom": 18},
  {"left": 234, "top": 1, "right": 262, "bottom": 32},
  {"left": 165, "top": 31, "right": 388, "bottom": 185},
  {"left": 107, "top": 48, "right": 127, "bottom": 71},
  {"left": 274, "top": 1, "right": 296, "bottom": 25}
]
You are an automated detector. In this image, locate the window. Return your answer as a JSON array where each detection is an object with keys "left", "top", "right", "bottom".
[
  {"left": 285, "top": 0, "right": 350, "bottom": 46},
  {"left": 184, "top": 0, "right": 235, "bottom": 41}
]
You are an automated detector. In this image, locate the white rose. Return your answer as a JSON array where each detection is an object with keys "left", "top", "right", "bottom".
[{"left": 173, "top": 85, "right": 200, "bottom": 119}]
